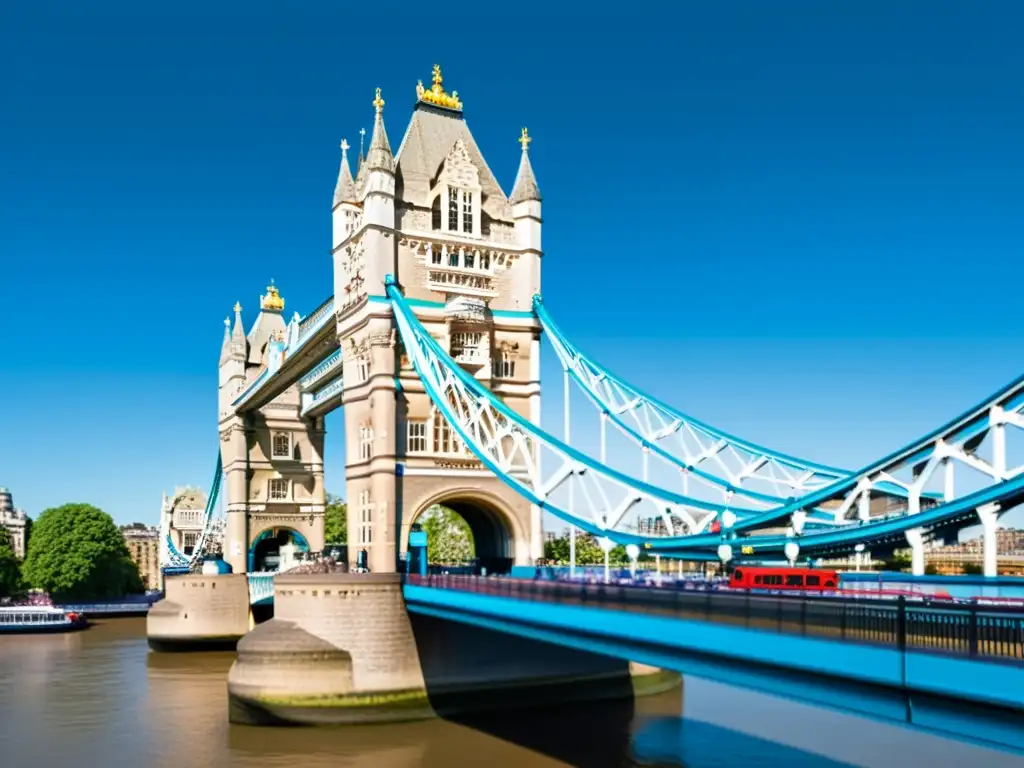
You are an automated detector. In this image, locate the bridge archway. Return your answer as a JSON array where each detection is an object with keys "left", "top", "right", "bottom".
[
  {"left": 409, "top": 488, "right": 523, "bottom": 575},
  {"left": 249, "top": 526, "right": 310, "bottom": 573}
]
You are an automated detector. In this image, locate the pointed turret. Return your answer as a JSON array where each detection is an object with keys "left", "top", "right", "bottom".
[
  {"left": 231, "top": 301, "right": 246, "bottom": 348},
  {"left": 510, "top": 127, "right": 542, "bottom": 204},
  {"left": 219, "top": 317, "right": 232, "bottom": 364},
  {"left": 365, "top": 88, "right": 394, "bottom": 173},
  {"left": 333, "top": 139, "right": 357, "bottom": 207},
  {"left": 511, "top": 128, "right": 542, "bottom": 296}
]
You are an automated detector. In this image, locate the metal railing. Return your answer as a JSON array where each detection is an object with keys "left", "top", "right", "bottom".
[{"left": 404, "top": 574, "right": 1024, "bottom": 664}]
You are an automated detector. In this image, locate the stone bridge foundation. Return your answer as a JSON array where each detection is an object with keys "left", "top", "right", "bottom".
[
  {"left": 226, "top": 573, "right": 679, "bottom": 725},
  {"left": 147, "top": 573, "right": 251, "bottom": 651}
]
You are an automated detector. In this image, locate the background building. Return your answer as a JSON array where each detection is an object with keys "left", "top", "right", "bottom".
[
  {"left": 0, "top": 486, "right": 28, "bottom": 558},
  {"left": 121, "top": 523, "right": 161, "bottom": 591}
]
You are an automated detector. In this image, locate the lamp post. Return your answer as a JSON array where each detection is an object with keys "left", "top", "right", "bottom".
[
  {"left": 855, "top": 542, "right": 865, "bottom": 572},
  {"left": 626, "top": 544, "right": 640, "bottom": 580},
  {"left": 784, "top": 540, "right": 800, "bottom": 568},
  {"left": 599, "top": 536, "right": 615, "bottom": 583}
]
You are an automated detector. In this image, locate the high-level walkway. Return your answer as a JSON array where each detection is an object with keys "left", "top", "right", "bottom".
[{"left": 403, "top": 575, "right": 1024, "bottom": 712}]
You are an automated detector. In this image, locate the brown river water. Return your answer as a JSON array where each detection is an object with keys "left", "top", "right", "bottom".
[{"left": 0, "top": 618, "right": 1021, "bottom": 768}]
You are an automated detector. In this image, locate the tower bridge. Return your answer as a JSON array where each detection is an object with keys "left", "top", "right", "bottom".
[{"left": 147, "top": 65, "right": 1024, "bottom": 725}]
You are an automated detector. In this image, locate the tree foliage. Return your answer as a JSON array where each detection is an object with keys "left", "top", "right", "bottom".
[
  {"left": 0, "top": 526, "right": 22, "bottom": 599},
  {"left": 542, "top": 532, "right": 650, "bottom": 566},
  {"left": 324, "top": 493, "right": 347, "bottom": 545},
  {"left": 21, "top": 503, "right": 143, "bottom": 602},
  {"left": 420, "top": 505, "right": 475, "bottom": 564}
]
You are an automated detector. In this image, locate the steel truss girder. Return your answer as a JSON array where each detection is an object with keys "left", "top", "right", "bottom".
[
  {"left": 388, "top": 277, "right": 746, "bottom": 540},
  {"left": 534, "top": 296, "right": 853, "bottom": 498}
]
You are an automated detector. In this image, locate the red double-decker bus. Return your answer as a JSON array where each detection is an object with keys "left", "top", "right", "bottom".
[{"left": 729, "top": 566, "right": 839, "bottom": 591}]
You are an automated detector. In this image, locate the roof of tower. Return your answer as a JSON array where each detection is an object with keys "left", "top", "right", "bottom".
[
  {"left": 364, "top": 88, "right": 394, "bottom": 173},
  {"left": 395, "top": 66, "right": 512, "bottom": 222},
  {"left": 246, "top": 282, "right": 288, "bottom": 365},
  {"left": 332, "top": 139, "right": 358, "bottom": 206},
  {"left": 510, "top": 127, "right": 542, "bottom": 204}
]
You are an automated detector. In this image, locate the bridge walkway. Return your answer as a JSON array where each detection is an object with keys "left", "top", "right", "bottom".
[{"left": 405, "top": 575, "right": 1024, "bottom": 665}]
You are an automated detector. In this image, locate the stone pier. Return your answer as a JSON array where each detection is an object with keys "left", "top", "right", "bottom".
[
  {"left": 227, "top": 573, "right": 679, "bottom": 726},
  {"left": 147, "top": 573, "right": 251, "bottom": 651}
]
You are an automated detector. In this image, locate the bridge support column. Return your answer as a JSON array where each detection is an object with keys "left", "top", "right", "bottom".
[
  {"left": 905, "top": 527, "right": 925, "bottom": 576},
  {"left": 978, "top": 502, "right": 1000, "bottom": 578}
]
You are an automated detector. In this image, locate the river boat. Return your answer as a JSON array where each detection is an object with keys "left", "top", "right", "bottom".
[{"left": 0, "top": 605, "right": 89, "bottom": 634}]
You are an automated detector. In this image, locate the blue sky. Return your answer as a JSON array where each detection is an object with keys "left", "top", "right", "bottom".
[{"left": 2, "top": 3, "right": 1023, "bottom": 533}]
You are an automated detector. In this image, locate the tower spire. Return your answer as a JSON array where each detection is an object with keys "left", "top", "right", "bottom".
[
  {"left": 365, "top": 88, "right": 394, "bottom": 173},
  {"left": 510, "top": 127, "right": 542, "bottom": 204},
  {"left": 333, "top": 138, "right": 357, "bottom": 205},
  {"left": 219, "top": 316, "right": 232, "bottom": 363}
]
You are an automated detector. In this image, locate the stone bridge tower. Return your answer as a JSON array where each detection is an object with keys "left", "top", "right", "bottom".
[
  {"left": 218, "top": 287, "right": 326, "bottom": 573},
  {"left": 333, "top": 67, "right": 543, "bottom": 574}
]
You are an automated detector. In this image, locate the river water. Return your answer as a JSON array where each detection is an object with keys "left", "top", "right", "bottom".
[{"left": 1, "top": 618, "right": 1022, "bottom": 768}]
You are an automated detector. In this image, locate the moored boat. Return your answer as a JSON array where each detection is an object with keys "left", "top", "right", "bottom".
[{"left": 0, "top": 605, "right": 89, "bottom": 634}]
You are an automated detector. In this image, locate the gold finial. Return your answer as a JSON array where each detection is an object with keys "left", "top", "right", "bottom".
[
  {"left": 260, "top": 281, "right": 285, "bottom": 312},
  {"left": 233, "top": 301, "right": 242, "bottom": 313},
  {"left": 373, "top": 87, "right": 385, "bottom": 114},
  {"left": 519, "top": 127, "right": 532, "bottom": 150},
  {"left": 416, "top": 64, "right": 463, "bottom": 112},
  {"left": 340, "top": 138, "right": 349, "bottom": 152}
]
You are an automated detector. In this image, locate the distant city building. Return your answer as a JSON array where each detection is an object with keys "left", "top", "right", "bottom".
[
  {"left": 121, "top": 523, "right": 161, "bottom": 591},
  {"left": 0, "top": 486, "right": 28, "bottom": 559}
]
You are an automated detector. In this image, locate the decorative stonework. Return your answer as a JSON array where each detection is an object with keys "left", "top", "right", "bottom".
[{"left": 434, "top": 458, "right": 484, "bottom": 470}]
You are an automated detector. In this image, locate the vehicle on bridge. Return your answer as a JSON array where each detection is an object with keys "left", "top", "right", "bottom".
[{"left": 729, "top": 566, "right": 839, "bottom": 591}]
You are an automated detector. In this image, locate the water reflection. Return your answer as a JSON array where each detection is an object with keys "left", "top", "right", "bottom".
[{"left": 1, "top": 619, "right": 1022, "bottom": 767}]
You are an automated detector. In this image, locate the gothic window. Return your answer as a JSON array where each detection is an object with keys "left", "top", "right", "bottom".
[
  {"left": 355, "top": 352, "right": 370, "bottom": 383},
  {"left": 450, "top": 331, "right": 483, "bottom": 363},
  {"left": 430, "top": 245, "right": 442, "bottom": 265},
  {"left": 462, "top": 191, "right": 473, "bottom": 232},
  {"left": 271, "top": 432, "right": 291, "bottom": 459},
  {"left": 448, "top": 247, "right": 458, "bottom": 267},
  {"left": 358, "top": 490, "right": 373, "bottom": 545},
  {"left": 407, "top": 420, "right": 427, "bottom": 453},
  {"left": 359, "top": 426, "right": 374, "bottom": 461},
  {"left": 432, "top": 199, "right": 442, "bottom": 230},
  {"left": 268, "top": 478, "right": 289, "bottom": 500},
  {"left": 183, "top": 532, "right": 197, "bottom": 555},
  {"left": 432, "top": 408, "right": 463, "bottom": 455},
  {"left": 448, "top": 187, "right": 459, "bottom": 231},
  {"left": 493, "top": 351, "right": 516, "bottom": 379},
  {"left": 464, "top": 250, "right": 475, "bottom": 269},
  {"left": 479, "top": 251, "right": 490, "bottom": 270}
]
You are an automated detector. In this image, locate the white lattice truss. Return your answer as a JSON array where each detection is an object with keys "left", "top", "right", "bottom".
[
  {"left": 535, "top": 298, "right": 852, "bottom": 500},
  {"left": 393, "top": 277, "right": 1024, "bottom": 551},
  {"left": 389, "top": 281, "right": 757, "bottom": 541}
]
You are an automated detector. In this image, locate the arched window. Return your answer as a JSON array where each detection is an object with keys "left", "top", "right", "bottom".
[
  {"left": 492, "top": 349, "right": 515, "bottom": 379},
  {"left": 359, "top": 425, "right": 374, "bottom": 461},
  {"left": 358, "top": 490, "right": 373, "bottom": 545},
  {"left": 272, "top": 432, "right": 291, "bottom": 459},
  {"left": 432, "top": 408, "right": 463, "bottom": 455}
]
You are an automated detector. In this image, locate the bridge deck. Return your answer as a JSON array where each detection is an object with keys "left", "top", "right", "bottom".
[{"left": 405, "top": 575, "right": 1024, "bottom": 665}]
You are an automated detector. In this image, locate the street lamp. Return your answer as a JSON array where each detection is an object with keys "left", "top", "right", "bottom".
[
  {"left": 599, "top": 536, "right": 615, "bottom": 583},
  {"left": 784, "top": 540, "right": 800, "bottom": 567},
  {"left": 721, "top": 510, "right": 737, "bottom": 531},
  {"left": 626, "top": 543, "right": 640, "bottom": 580}
]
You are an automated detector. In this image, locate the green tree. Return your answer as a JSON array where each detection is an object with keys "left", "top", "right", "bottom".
[
  {"left": 324, "top": 493, "right": 347, "bottom": 544},
  {"left": 420, "top": 505, "right": 475, "bottom": 564},
  {"left": 21, "top": 503, "right": 143, "bottom": 602},
  {"left": 0, "top": 526, "right": 23, "bottom": 599},
  {"left": 543, "top": 532, "right": 606, "bottom": 565}
]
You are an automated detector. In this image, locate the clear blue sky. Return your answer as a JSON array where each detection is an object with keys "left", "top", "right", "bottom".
[{"left": 2, "top": 3, "right": 1023, "bottom": 534}]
